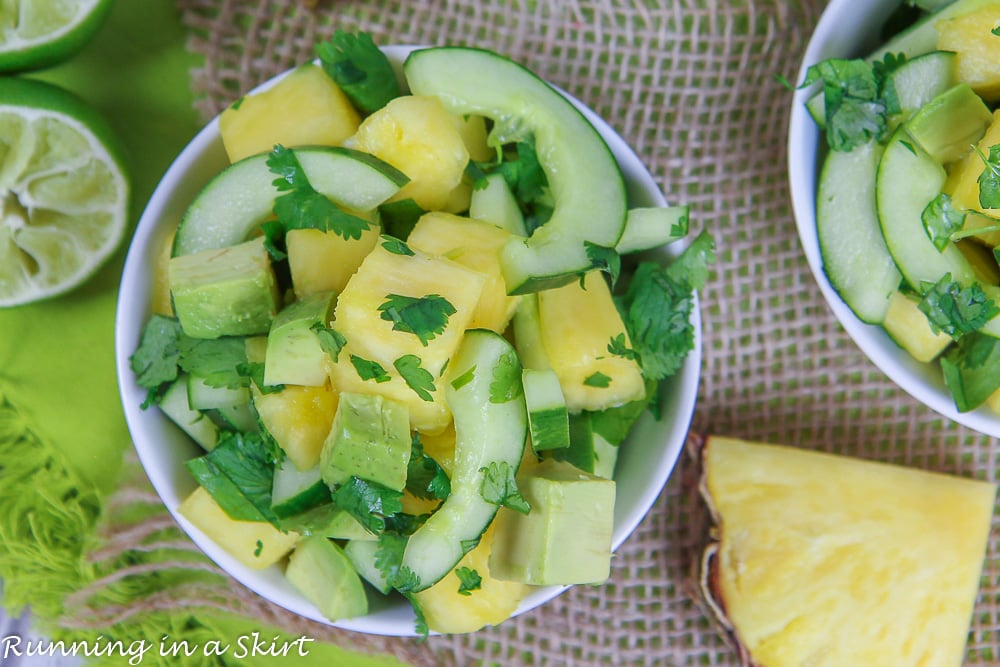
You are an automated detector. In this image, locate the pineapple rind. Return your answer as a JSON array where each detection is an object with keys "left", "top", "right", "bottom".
[{"left": 704, "top": 436, "right": 996, "bottom": 667}]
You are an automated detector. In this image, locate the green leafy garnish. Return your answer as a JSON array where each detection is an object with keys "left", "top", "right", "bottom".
[
  {"left": 607, "top": 333, "right": 638, "bottom": 361},
  {"left": 130, "top": 314, "right": 184, "bottom": 406},
  {"left": 186, "top": 431, "right": 281, "bottom": 524},
  {"left": 941, "top": 332, "right": 1000, "bottom": 412},
  {"left": 975, "top": 144, "right": 1000, "bottom": 209},
  {"left": 378, "top": 293, "right": 456, "bottom": 346},
  {"left": 381, "top": 235, "right": 415, "bottom": 256},
  {"left": 489, "top": 350, "right": 522, "bottom": 404},
  {"left": 918, "top": 273, "right": 1000, "bottom": 340},
  {"left": 801, "top": 54, "right": 905, "bottom": 152},
  {"left": 177, "top": 336, "right": 249, "bottom": 390},
  {"left": 585, "top": 242, "right": 621, "bottom": 287},
  {"left": 378, "top": 199, "right": 425, "bottom": 240},
  {"left": 479, "top": 461, "right": 531, "bottom": 515},
  {"left": 253, "top": 540, "right": 264, "bottom": 557},
  {"left": 351, "top": 354, "right": 391, "bottom": 383},
  {"left": 406, "top": 433, "right": 451, "bottom": 502},
  {"left": 617, "top": 232, "right": 715, "bottom": 380},
  {"left": 394, "top": 354, "right": 436, "bottom": 401},
  {"left": 236, "top": 361, "right": 284, "bottom": 395},
  {"left": 470, "top": 139, "right": 552, "bottom": 234},
  {"left": 267, "top": 144, "right": 373, "bottom": 242},
  {"left": 311, "top": 322, "right": 347, "bottom": 361},
  {"left": 331, "top": 476, "right": 403, "bottom": 535},
  {"left": 584, "top": 371, "right": 613, "bottom": 388},
  {"left": 922, "top": 193, "right": 966, "bottom": 251},
  {"left": 316, "top": 30, "right": 401, "bottom": 115},
  {"left": 450, "top": 365, "right": 476, "bottom": 391},
  {"left": 455, "top": 567, "right": 482, "bottom": 596}
]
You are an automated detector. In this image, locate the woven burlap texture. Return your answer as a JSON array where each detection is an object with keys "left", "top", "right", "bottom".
[{"left": 120, "top": 0, "right": 999, "bottom": 664}]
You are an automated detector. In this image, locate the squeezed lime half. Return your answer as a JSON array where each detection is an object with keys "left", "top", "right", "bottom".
[
  {"left": 0, "top": 0, "right": 113, "bottom": 72},
  {"left": 0, "top": 77, "right": 128, "bottom": 307}
]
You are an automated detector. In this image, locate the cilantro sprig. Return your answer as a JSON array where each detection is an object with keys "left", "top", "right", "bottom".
[
  {"left": 455, "top": 567, "right": 482, "bottom": 596},
  {"left": 316, "top": 31, "right": 401, "bottom": 115},
  {"left": 378, "top": 293, "right": 456, "bottom": 346},
  {"left": 918, "top": 274, "right": 1000, "bottom": 340},
  {"left": 394, "top": 354, "right": 436, "bottom": 401},
  {"left": 479, "top": 461, "right": 531, "bottom": 515},
  {"left": 406, "top": 433, "right": 451, "bottom": 502}
]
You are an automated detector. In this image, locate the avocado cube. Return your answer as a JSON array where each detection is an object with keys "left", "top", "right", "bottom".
[
  {"left": 169, "top": 237, "right": 280, "bottom": 339},
  {"left": 907, "top": 84, "right": 993, "bottom": 164},
  {"left": 489, "top": 459, "right": 616, "bottom": 586},
  {"left": 263, "top": 290, "right": 338, "bottom": 387},
  {"left": 320, "top": 392, "right": 411, "bottom": 491},
  {"left": 285, "top": 536, "right": 369, "bottom": 620}
]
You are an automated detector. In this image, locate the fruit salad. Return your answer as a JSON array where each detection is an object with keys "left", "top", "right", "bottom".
[
  {"left": 129, "top": 32, "right": 710, "bottom": 634},
  {"left": 804, "top": 0, "right": 1000, "bottom": 415}
]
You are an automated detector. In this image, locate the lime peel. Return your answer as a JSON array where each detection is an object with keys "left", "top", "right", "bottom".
[{"left": 0, "top": 0, "right": 114, "bottom": 73}]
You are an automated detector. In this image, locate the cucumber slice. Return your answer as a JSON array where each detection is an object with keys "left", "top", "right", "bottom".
[
  {"left": 400, "top": 329, "right": 528, "bottom": 591},
  {"left": 615, "top": 205, "right": 689, "bottom": 254},
  {"left": 817, "top": 140, "right": 899, "bottom": 324},
  {"left": 344, "top": 539, "right": 393, "bottom": 595},
  {"left": 522, "top": 368, "right": 570, "bottom": 452},
  {"left": 173, "top": 146, "right": 408, "bottom": 256},
  {"left": 212, "top": 403, "right": 258, "bottom": 433},
  {"left": 159, "top": 376, "right": 219, "bottom": 451},
  {"left": 187, "top": 373, "right": 251, "bottom": 411},
  {"left": 271, "top": 460, "right": 331, "bottom": 518},
  {"left": 404, "top": 47, "right": 627, "bottom": 294},
  {"left": 469, "top": 172, "right": 528, "bottom": 236}
]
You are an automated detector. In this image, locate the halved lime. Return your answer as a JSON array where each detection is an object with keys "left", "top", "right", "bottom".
[
  {"left": 0, "top": 76, "right": 129, "bottom": 307},
  {"left": 0, "top": 0, "right": 114, "bottom": 72}
]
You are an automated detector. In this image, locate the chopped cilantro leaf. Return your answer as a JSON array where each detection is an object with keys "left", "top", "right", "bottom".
[
  {"left": 665, "top": 230, "right": 715, "bottom": 290},
  {"left": 316, "top": 31, "right": 401, "bottom": 115},
  {"left": 254, "top": 540, "right": 263, "bottom": 557},
  {"left": 993, "top": 26, "right": 1000, "bottom": 37},
  {"left": 922, "top": 193, "right": 966, "bottom": 251},
  {"left": 267, "top": 144, "right": 373, "bottom": 241},
  {"left": 489, "top": 350, "right": 522, "bottom": 403},
  {"left": 406, "top": 433, "right": 451, "bottom": 501},
  {"left": 378, "top": 293, "right": 456, "bottom": 346},
  {"left": 585, "top": 242, "right": 621, "bottom": 287},
  {"left": 381, "top": 235, "right": 415, "bottom": 256},
  {"left": 471, "top": 138, "right": 551, "bottom": 234},
  {"left": 393, "top": 566, "right": 421, "bottom": 594},
  {"left": 332, "top": 477, "right": 403, "bottom": 535},
  {"left": 918, "top": 274, "right": 1000, "bottom": 340},
  {"left": 130, "top": 315, "right": 183, "bottom": 406},
  {"left": 975, "top": 144, "right": 1000, "bottom": 209},
  {"left": 584, "top": 371, "right": 613, "bottom": 388},
  {"left": 607, "top": 333, "right": 638, "bottom": 361},
  {"left": 351, "top": 355, "right": 391, "bottom": 383},
  {"left": 374, "top": 532, "right": 407, "bottom": 587},
  {"left": 801, "top": 54, "right": 904, "bottom": 152},
  {"left": 177, "top": 336, "right": 249, "bottom": 390},
  {"left": 236, "top": 361, "right": 284, "bottom": 394},
  {"left": 479, "top": 461, "right": 531, "bottom": 515},
  {"left": 455, "top": 567, "right": 482, "bottom": 596},
  {"left": 394, "top": 354, "right": 436, "bottom": 401},
  {"left": 450, "top": 365, "right": 476, "bottom": 391},
  {"left": 311, "top": 322, "right": 347, "bottom": 361},
  {"left": 186, "top": 430, "right": 280, "bottom": 524}
]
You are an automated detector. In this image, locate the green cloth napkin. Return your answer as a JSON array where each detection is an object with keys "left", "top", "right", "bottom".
[{"left": 0, "top": 2, "right": 406, "bottom": 665}]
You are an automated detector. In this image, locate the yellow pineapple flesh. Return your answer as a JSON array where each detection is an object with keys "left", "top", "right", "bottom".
[
  {"left": 944, "top": 109, "right": 1000, "bottom": 246},
  {"left": 701, "top": 435, "right": 996, "bottom": 667},
  {"left": 328, "top": 242, "right": 486, "bottom": 434},
  {"left": 286, "top": 224, "right": 380, "bottom": 298},
  {"left": 219, "top": 64, "right": 360, "bottom": 163},
  {"left": 407, "top": 211, "right": 522, "bottom": 333},
  {"left": 352, "top": 95, "right": 469, "bottom": 211},
  {"left": 252, "top": 383, "right": 338, "bottom": 471},
  {"left": 411, "top": 523, "right": 527, "bottom": 633},
  {"left": 537, "top": 271, "right": 645, "bottom": 412},
  {"left": 937, "top": 6, "right": 1000, "bottom": 103}
]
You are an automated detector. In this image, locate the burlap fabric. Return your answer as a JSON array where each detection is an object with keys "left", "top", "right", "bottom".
[{"left": 99, "top": 0, "right": 1000, "bottom": 663}]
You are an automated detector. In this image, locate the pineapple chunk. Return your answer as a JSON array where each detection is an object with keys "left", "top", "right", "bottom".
[
  {"left": 945, "top": 110, "right": 1000, "bottom": 246},
  {"left": 178, "top": 486, "right": 299, "bottom": 570},
  {"left": 882, "top": 291, "right": 951, "bottom": 363},
  {"left": 352, "top": 95, "right": 469, "bottom": 211},
  {"left": 458, "top": 114, "right": 493, "bottom": 163},
  {"left": 702, "top": 436, "right": 996, "bottom": 667},
  {"left": 937, "top": 6, "right": 1000, "bottom": 103},
  {"left": 328, "top": 242, "right": 486, "bottom": 434},
  {"left": 253, "top": 384, "right": 338, "bottom": 471},
  {"left": 152, "top": 228, "right": 176, "bottom": 316},
  {"left": 407, "top": 211, "right": 522, "bottom": 332},
  {"left": 286, "top": 224, "right": 380, "bottom": 298},
  {"left": 411, "top": 524, "right": 527, "bottom": 633},
  {"left": 219, "top": 63, "right": 361, "bottom": 163},
  {"left": 538, "top": 271, "right": 645, "bottom": 412}
]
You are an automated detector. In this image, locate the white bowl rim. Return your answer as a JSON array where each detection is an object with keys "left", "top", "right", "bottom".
[
  {"left": 115, "top": 44, "right": 702, "bottom": 636},
  {"left": 788, "top": 0, "right": 1000, "bottom": 439}
]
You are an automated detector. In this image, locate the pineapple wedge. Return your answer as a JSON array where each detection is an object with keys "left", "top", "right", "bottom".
[
  {"left": 700, "top": 435, "right": 996, "bottom": 667},
  {"left": 944, "top": 110, "right": 1000, "bottom": 246},
  {"left": 407, "top": 211, "right": 522, "bottom": 333},
  {"left": 328, "top": 242, "right": 487, "bottom": 434},
  {"left": 937, "top": 5, "right": 1000, "bottom": 103},
  {"left": 253, "top": 384, "right": 338, "bottom": 471},
  {"left": 538, "top": 271, "right": 645, "bottom": 412}
]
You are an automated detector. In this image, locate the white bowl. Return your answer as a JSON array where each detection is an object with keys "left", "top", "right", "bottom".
[
  {"left": 788, "top": 0, "right": 1000, "bottom": 437},
  {"left": 115, "top": 45, "right": 702, "bottom": 636}
]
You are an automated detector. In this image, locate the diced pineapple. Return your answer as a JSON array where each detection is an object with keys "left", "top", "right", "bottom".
[
  {"left": 286, "top": 224, "right": 380, "bottom": 298},
  {"left": 152, "top": 228, "right": 175, "bottom": 316},
  {"left": 219, "top": 63, "right": 361, "bottom": 163},
  {"left": 329, "top": 242, "right": 486, "bottom": 434},
  {"left": 407, "top": 212, "right": 522, "bottom": 332},
  {"left": 944, "top": 109, "right": 1000, "bottom": 245},
  {"left": 411, "top": 524, "right": 527, "bottom": 633},
  {"left": 882, "top": 291, "right": 951, "bottom": 363},
  {"left": 702, "top": 436, "right": 997, "bottom": 667},
  {"left": 352, "top": 95, "right": 469, "bottom": 211},
  {"left": 537, "top": 271, "right": 646, "bottom": 412},
  {"left": 937, "top": 6, "right": 1000, "bottom": 103},
  {"left": 178, "top": 486, "right": 299, "bottom": 570},
  {"left": 419, "top": 423, "right": 456, "bottom": 477},
  {"left": 253, "top": 384, "right": 338, "bottom": 470},
  {"left": 457, "top": 114, "right": 494, "bottom": 162}
]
